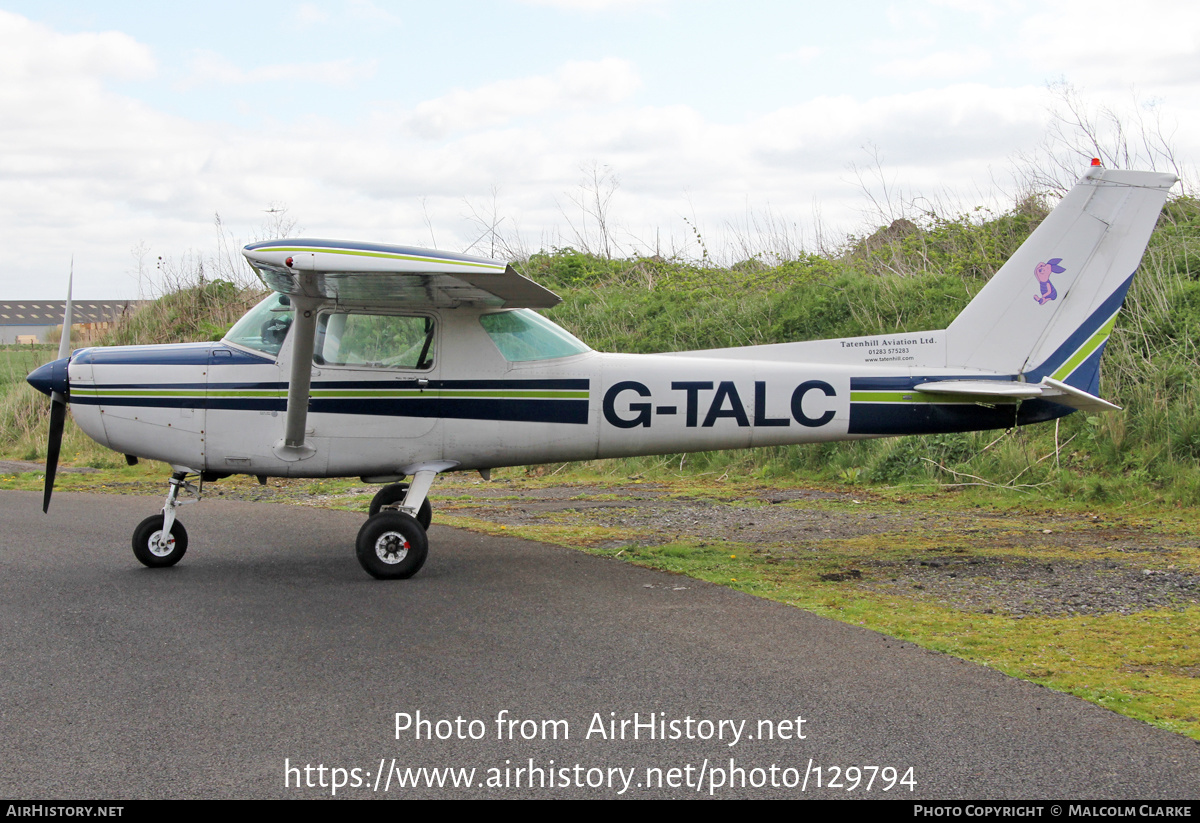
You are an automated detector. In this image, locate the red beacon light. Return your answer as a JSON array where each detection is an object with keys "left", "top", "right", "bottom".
[
  {"left": 1091, "top": 158, "right": 1102, "bottom": 167},
  {"left": 285, "top": 256, "right": 294, "bottom": 268}
]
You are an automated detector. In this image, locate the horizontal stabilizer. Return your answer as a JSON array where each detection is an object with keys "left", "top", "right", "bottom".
[
  {"left": 914, "top": 378, "right": 1120, "bottom": 412},
  {"left": 913, "top": 380, "right": 1044, "bottom": 399},
  {"left": 1037, "top": 376, "right": 1121, "bottom": 412}
]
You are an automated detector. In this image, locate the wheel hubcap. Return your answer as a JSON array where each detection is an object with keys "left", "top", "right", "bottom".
[
  {"left": 149, "top": 530, "right": 175, "bottom": 557},
  {"left": 374, "top": 531, "right": 410, "bottom": 564}
]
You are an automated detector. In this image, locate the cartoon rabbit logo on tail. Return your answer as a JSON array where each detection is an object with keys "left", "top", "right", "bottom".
[{"left": 1034, "top": 258, "right": 1065, "bottom": 304}]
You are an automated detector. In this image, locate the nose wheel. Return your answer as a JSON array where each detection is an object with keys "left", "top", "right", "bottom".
[{"left": 132, "top": 515, "right": 189, "bottom": 567}]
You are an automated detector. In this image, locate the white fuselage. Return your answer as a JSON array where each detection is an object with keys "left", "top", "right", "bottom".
[{"left": 64, "top": 304, "right": 1053, "bottom": 479}]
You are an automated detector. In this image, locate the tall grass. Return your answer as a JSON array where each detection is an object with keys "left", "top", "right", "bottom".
[
  {"left": 99, "top": 280, "right": 264, "bottom": 347},
  {"left": 530, "top": 194, "right": 1200, "bottom": 503}
]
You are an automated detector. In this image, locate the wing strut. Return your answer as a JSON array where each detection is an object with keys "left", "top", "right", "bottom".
[{"left": 275, "top": 290, "right": 321, "bottom": 460}]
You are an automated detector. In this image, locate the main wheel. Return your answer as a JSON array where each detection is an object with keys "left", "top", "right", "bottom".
[
  {"left": 368, "top": 483, "right": 432, "bottom": 529},
  {"left": 356, "top": 512, "right": 428, "bottom": 580},
  {"left": 132, "top": 515, "right": 188, "bottom": 568}
]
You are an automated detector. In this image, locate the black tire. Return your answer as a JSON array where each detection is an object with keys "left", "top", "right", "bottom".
[
  {"left": 132, "top": 514, "right": 188, "bottom": 568},
  {"left": 368, "top": 483, "right": 432, "bottom": 529},
  {"left": 356, "top": 512, "right": 428, "bottom": 580}
]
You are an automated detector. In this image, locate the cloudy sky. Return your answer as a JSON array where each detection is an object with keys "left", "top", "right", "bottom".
[{"left": 2, "top": 0, "right": 1198, "bottom": 298}]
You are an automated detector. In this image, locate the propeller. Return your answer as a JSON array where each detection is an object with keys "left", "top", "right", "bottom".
[
  {"left": 26, "top": 264, "right": 74, "bottom": 512},
  {"left": 44, "top": 389, "right": 67, "bottom": 512}
]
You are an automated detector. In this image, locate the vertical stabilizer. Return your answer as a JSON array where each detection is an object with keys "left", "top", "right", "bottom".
[{"left": 945, "top": 168, "right": 1176, "bottom": 391}]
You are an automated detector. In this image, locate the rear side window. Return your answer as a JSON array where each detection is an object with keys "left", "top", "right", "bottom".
[{"left": 479, "top": 309, "right": 590, "bottom": 362}]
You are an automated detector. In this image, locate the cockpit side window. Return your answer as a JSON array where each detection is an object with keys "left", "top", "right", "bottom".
[
  {"left": 224, "top": 293, "right": 294, "bottom": 356},
  {"left": 479, "top": 309, "right": 591, "bottom": 362},
  {"left": 315, "top": 312, "right": 435, "bottom": 370}
]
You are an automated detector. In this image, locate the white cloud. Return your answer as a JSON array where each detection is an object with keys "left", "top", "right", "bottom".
[
  {"left": 876, "top": 47, "right": 992, "bottom": 79},
  {"left": 886, "top": 3, "right": 937, "bottom": 31},
  {"left": 294, "top": 3, "right": 329, "bottom": 26},
  {"left": 516, "top": 0, "right": 666, "bottom": 10},
  {"left": 178, "top": 50, "right": 376, "bottom": 89},
  {"left": 0, "top": 4, "right": 1075, "bottom": 299},
  {"left": 928, "top": 0, "right": 1020, "bottom": 27},
  {"left": 347, "top": 0, "right": 404, "bottom": 25},
  {"left": 0, "top": 13, "right": 222, "bottom": 296},
  {"left": 405, "top": 58, "right": 641, "bottom": 138},
  {"left": 777, "top": 47, "right": 823, "bottom": 64},
  {"left": 1020, "top": 0, "right": 1200, "bottom": 89},
  {"left": 0, "top": 22, "right": 1058, "bottom": 296},
  {"left": 0, "top": 9, "right": 156, "bottom": 82},
  {"left": 4, "top": 7, "right": 1196, "bottom": 299}
]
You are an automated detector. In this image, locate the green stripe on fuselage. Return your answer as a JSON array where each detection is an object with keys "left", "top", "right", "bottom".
[
  {"left": 72, "top": 386, "right": 586, "bottom": 401},
  {"left": 309, "top": 389, "right": 588, "bottom": 399}
]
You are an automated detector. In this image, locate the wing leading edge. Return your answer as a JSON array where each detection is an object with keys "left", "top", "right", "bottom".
[{"left": 242, "top": 238, "right": 560, "bottom": 309}]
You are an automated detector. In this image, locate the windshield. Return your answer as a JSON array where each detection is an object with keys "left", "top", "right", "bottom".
[
  {"left": 224, "top": 293, "right": 294, "bottom": 356},
  {"left": 479, "top": 309, "right": 590, "bottom": 362}
]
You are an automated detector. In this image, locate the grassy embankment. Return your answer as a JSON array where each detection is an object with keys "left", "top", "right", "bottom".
[{"left": 2, "top": 194, "right": 1199, "bottom": 738}]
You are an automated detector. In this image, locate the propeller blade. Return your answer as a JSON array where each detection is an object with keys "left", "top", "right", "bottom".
[
  {"left": 58, "top": 259, "right": 74, "bottom": 360},
  {"left": 43, "top": 396, "right": 66, "bottom": 513},
  {"left": 42, "top": 261, "right": 74, "bottom": 513}
]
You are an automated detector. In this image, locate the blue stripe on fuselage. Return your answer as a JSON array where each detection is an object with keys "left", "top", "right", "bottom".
[
  {"left": 70, "top": 377, "right": 590, "bottom": 424},
  {"left": 848, "top": 399, "right": 1071, "bottom": 435},
  {"left": 75, "top": 344, "right": 273, "bottom": 366}
]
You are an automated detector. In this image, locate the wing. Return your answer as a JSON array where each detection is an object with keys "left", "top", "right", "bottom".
[{"left": 242, "top": 238, "right": 559, "bottom": 308}]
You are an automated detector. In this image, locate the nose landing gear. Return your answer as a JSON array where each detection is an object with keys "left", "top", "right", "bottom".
[{"left": 131, "top": 469, "right": 198, "bottom": 569}]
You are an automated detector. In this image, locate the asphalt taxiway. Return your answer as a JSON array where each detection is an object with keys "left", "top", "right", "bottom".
[{"left": 1, "top": 491, "right": 1197, "bottom": 799}]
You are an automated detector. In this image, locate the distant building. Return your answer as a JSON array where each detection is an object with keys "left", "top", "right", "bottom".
[{"left": 0, "top": 300, "right": 144, "bottom": 344}]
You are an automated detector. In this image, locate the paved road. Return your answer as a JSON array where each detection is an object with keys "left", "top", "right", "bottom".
[{"left": 1, "top": 491, "right": 1197, "bottom": 799}]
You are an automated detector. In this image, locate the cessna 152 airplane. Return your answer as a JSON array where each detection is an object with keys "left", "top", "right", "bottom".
[{"left": 27, "top": 165, "right": 1177, "bottom": 579}]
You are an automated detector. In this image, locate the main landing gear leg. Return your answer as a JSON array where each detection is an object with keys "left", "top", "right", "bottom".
[
  {"left": 132, "top": 469, "right": 199, "bottom": 568},
  {"left": 368, "top": 482, "right": 433, "bottom": 529},
  {"left": 356, "top": 467, "right": 442, "bottom": 580}
]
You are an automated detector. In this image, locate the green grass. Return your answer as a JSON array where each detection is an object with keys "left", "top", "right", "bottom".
[
  {"left": 0, "top": 345, "right": 54, "bottom": 389},
  {"left": 423, "top": 472, "right": 1200, "bottom": 741}
]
